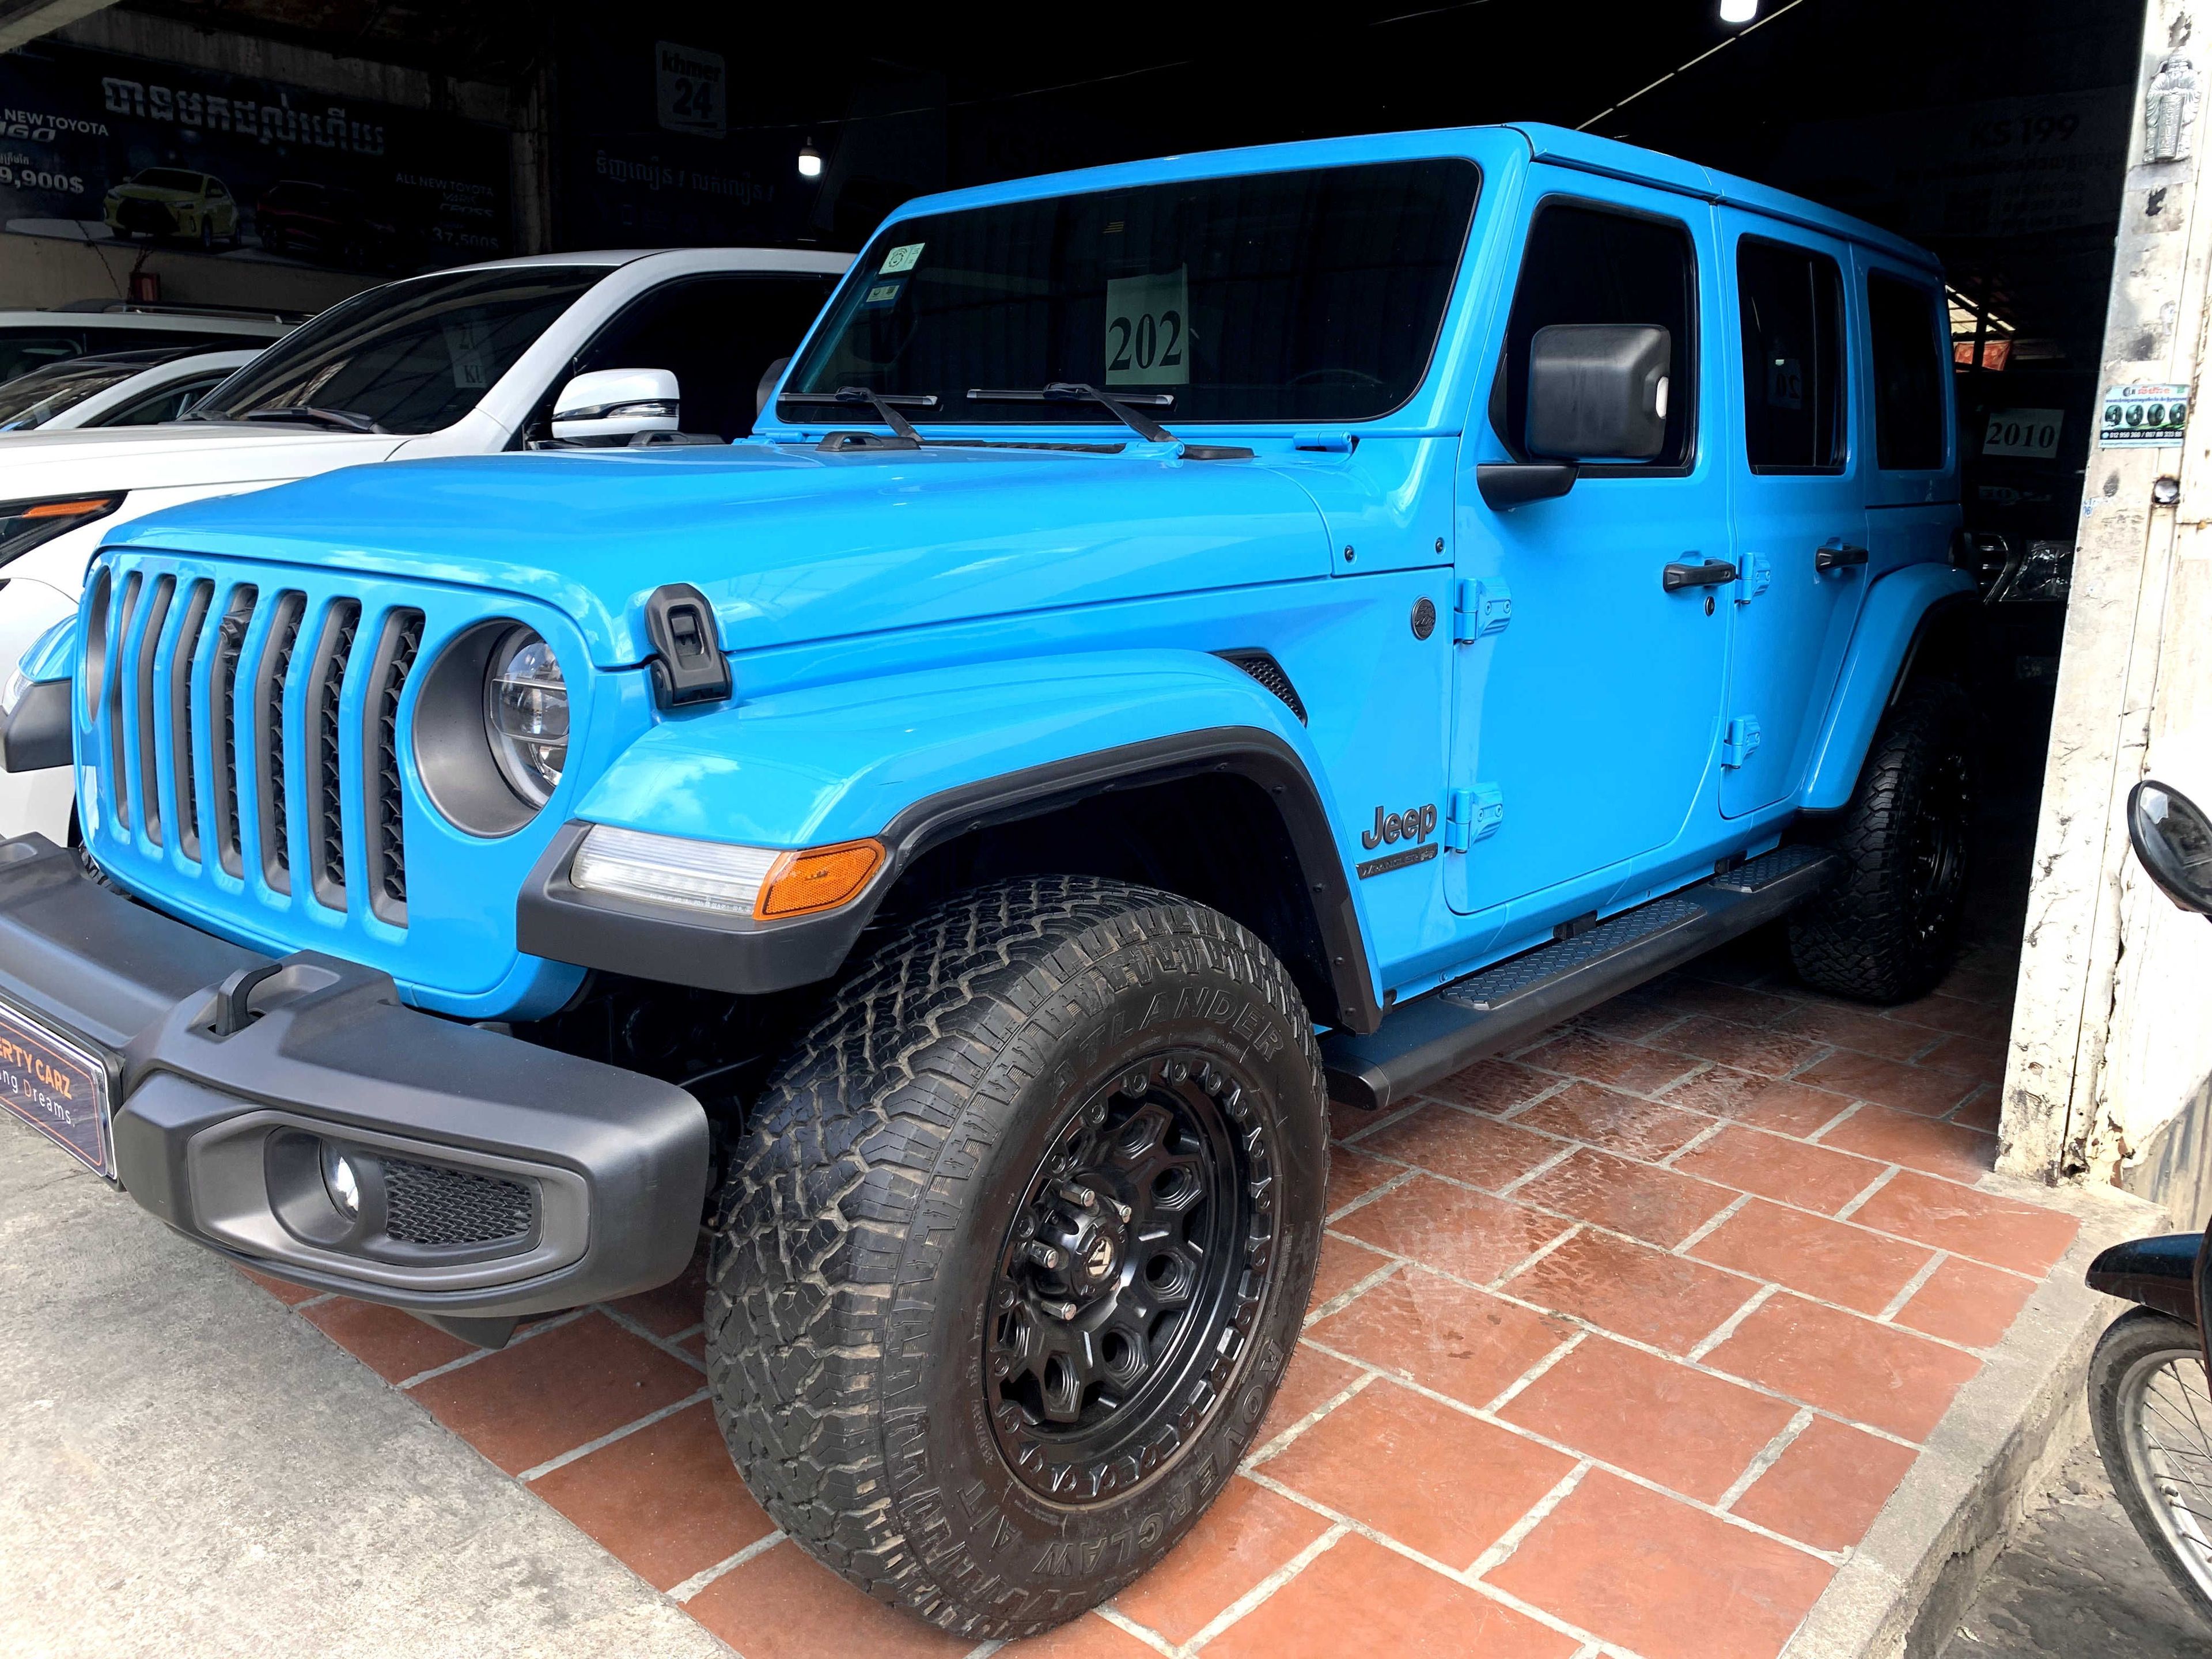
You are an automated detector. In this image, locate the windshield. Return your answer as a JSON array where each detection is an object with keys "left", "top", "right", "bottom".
[
  {"left": 784, "top": 158, "right": 1478, "bottom": 426},
  {"left": 192, "top": 264, "right": 609, "bottom": 435},
  {"left": 0, "top": 356, "right": 151, "bottom": 430}
]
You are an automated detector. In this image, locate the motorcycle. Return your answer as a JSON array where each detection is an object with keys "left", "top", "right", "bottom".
[{"left": 2086, "top": 778, "right": 2212, "bottom": 1620}]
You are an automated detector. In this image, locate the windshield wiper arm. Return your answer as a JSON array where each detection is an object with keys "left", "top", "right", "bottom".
[
  {"left": 967, "top": 383, "right": 1177, "bottom": 444},
  {"left": 777, "top": 387, "right": 937, "bottom": 442},
  {"left": 237, "top": 406, "right": 388, "bottom": 434}
]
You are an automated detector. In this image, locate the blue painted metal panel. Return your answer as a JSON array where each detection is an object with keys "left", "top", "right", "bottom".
[{"left": 1801, "top": 563, "right": 1978, "bottom": 809}]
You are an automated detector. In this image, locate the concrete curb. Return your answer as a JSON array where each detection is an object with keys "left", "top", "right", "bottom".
[{"left": 1782, "top": 1173, "right": 2169, "bottom": 1659}]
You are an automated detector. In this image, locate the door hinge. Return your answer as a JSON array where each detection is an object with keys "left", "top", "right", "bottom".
[
  {"left": 1453, "top": 578, "right": 1512, "bottom": 643},
  {"left": 1445, "top": 783, "right": 1504, "bottom": 851},
  {"left": 1722, "top": 715, "right": 1762, "bottom": 769},
  {"left": 1734, "top": 552, "right": 1771, "bottom": 604}
]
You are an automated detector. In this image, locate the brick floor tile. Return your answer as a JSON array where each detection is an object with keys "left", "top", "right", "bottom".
[
  {"left": 1488, "top": 1471, "right": 1832, "bottom": 1659},
  {"left": 1257, "top": 1343, "right": 1363, "bottom": 1445},
  {"left": 1816, "top": 1107, "right": 1998, "bottom": 1183},
  {"left": 1421, "top": 1057, "right": 1560, "bottom": 1115},
  {"left": 1499, "top": 1336, "right": 1796, "bottom": 1503},
  {"left": 1659, "top": 1067, "right": 1858, "bottom": 1137},
  {"left": 1670, "top": 1124, "right": 1888, "bottom": 1215},
  {"left": 684, "top": 1539, "right": 973, "bottom": 1658},
  {"left": 1649, "top": 977, "right": 1798, "bottom": 1027},
  {"left": 1949, "top": 1089, "right": 2002, "bottom": 1134},
  {"left": 236, "top": 1265, "right": 319, "bottom": 1305},
  {"left": 1309, "top": 1234, "right": 1394, "bottom": 1308},
  {"left": 677, "top": 1330, "right": 707, "bottom": 1361},
  {"left": 1330, "top": 1097, "right": 1381, "bottom": 1143},
  {"left": 1768, "top": 1001, "right": 1936, "bottom": 1062},
  {"left": 1111, "top": 1475, "right": 1332, "bottom": 1645},
  {"left": 1798, "top": 1049, "right": 1979, "bottom": 1117},
  {"left": 1356, "top": 1103, "right": 1560, "bottom": 1192},
  {"left": 1653, "top": 1014, "right": 1828, "bottom": 1079},
  {"left": 408, "top": 1312, "right": 704, "bottom": 1475},
  {"left": 1305, "top": 1266, "right": 1571, "bottom": 1409},
  {"left": 1520, "top": 1028, "right": 1700, "bottom": 1094},
  {"left": 1690, "top": 1200, "right": 1933, "bottom": 1316},
  {"left": 1330, "top": 1175, "right": 1570, "bottom": 1285},
  {"left": 1512, "top": 1080, "right": 1711, "bottom": 1161},
  {"left": 528, "top": 1400, "right": 770, "bottom": 1590},
  {"left": 302, "top": 1297, "right": 472, "bottom": 1384},
  {"left": 1891, "top": 1255, "right": 2037, "bottom": 1349},
  {"left": 1848, "top": 1171, "right": 2080, "bottom": 1275},
  {"left": 1728, "top": 1416, "right": 1921, "bottom": 1551},
  {"left": 1200, "top": 1532, "right": 1577, "bottom": 1659},
  {"left": 1326, "top": 1145, "right": 1406, "bottom": 1213},
  {"left": 999, "top": 1613, "right": 1161, "bottom": 1658},
  {"left": 1572, "top": 991, "right": 1685, "bottom": 1042},
  {"left": 1502, "top": 1229, "right": 1761, "bottom": 1354},
  {"left": 1513, "top": 1147, "right": 1734, "bottom": 1249},
  {"left": 1884, "top": 991, "right": 2012, "bottom": 1040},
  {"left": 1262, "top": 1379, "right": 1574, "bottom": 1568},
  {"left": 1703, "top": 1294, "right": 1980, "bottom": 1441},
  {"left": 607, "top": 1244, "right": 709, "bottom": 1338},
  {"left": 1914, "top": 1034, "right": 2008, "bottom": 1082}
]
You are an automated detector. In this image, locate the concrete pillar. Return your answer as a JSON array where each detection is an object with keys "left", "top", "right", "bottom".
[{"left": 2001, "top": 0, "right": 2212, "bottom": 1223}]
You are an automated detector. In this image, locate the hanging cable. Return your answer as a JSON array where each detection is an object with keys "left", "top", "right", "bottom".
[{"left": 1576, "top": 0, "right": 1810, "bottom": 134}]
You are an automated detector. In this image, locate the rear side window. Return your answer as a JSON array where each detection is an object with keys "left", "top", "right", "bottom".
[
  {"left": 1868, "top": 272, "right": 1945, "bottom": 469},
  {"left": 1497, "top": 202, "right": 1697, "bottom": 469},
  {"left": 1737, "top": 238, "right": 1845, "bottom": 472}
]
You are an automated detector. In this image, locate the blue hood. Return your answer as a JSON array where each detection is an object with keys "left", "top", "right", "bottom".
[{"left": 108, "top": 443, "right": 1335, "bottom": 666}]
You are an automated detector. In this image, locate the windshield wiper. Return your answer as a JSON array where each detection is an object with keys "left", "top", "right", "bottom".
[
  {"left": 234, "top": 406, "right": 388, "bottom": 434},
  {"left": 967, "top": 383, "right": 1177, "bottom": 444},
  {"left": 777, "top": 387, "right": 937, "bottom": 442}
]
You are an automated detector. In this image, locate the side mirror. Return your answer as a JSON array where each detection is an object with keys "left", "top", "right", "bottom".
[
  {"left": 551, "top": 368, "right": 680, "bottom": 444},
  {"left": 2128, "top": 779, "right": 2212, "bottom": 917},
  {"left": 1526, "top": 323, "right": 1671, "bottom": 463},
  {"left": 756, "top": 356, "right": 790, "bottom": 419}
]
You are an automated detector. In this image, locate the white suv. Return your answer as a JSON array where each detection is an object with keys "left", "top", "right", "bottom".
[{"left": 0, "top": 247, "right": 849, "bottom": 840}]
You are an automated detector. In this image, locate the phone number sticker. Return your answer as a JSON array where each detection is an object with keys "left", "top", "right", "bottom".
[{"left": 2100, "top": 383, "right": 2189, "bottom": 446}]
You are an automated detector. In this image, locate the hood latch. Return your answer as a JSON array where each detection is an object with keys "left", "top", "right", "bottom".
[{"left": 642, "top": 583, "right": 732, "bottom": 709}]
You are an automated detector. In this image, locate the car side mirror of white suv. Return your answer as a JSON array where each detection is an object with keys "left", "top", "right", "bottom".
[{"left": 552, "top": 368, "right": 680, "bottom": 444}]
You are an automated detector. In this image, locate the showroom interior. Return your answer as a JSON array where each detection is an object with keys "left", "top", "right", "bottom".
[{"left": 8, "top": 1, "right": 2212, "bottom": 1656}]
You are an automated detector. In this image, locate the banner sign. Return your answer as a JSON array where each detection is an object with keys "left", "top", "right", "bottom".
[{"left": 0, "top": 40, "right": 510, "bottom": 274}]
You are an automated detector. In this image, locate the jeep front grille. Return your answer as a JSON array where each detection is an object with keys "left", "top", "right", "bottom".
[
  {"left": 88, "top": 574, "right": 419, "bottom": 928},
  {"left": 382, "top": 1157, "right": 534, "bottom": 1248}
]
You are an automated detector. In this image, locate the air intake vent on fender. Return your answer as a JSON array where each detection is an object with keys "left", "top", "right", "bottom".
[{"left": 1215, "top": 649, "right": 1309, "bottom": 725}]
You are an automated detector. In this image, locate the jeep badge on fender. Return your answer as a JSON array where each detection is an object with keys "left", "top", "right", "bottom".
[{"left": 1362, "top": 802, "right": 1439, "bottom": 849}]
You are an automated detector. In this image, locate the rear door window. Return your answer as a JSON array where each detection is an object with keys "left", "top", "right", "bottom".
[
  {"left": 1495, "top": 202, "right": 1698, "bottom": 471},
  {"left": 1868, "top": 271, "right": 1946, "bottom": 469},
  {"left": 1737, "top": 238, "right": 1846, "bottom": 472}
]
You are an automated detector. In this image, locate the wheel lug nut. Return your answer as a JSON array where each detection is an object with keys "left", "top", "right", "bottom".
[
  {"left": 1016, "top": 1214, "right": 1036, "bottom": 1240},
  {"left": 1026, "top": 1242, "right": 1065, "bottom": 1269},
  {"left": 1121, "top": 1069, "right": 1147, "bottom": 1096},
  {"left": 1043, "top": 1298, "right": 1078, "bottom": 1320},
  {"left": 996, "top": 1287, "right": 1015, "bottom": 1309},
  {"left": 1058, "top": 1182, "right": 1096, "bottom": 1209},
  {"left": 1089, "top": 1103, "right": 1107, "bottom": 1126},
  {"left": 1109, "top": 1198, "right": 1133, "bottom": 1223}
]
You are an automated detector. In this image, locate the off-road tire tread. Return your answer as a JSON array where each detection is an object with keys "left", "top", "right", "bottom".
[
  {"left": 2087, "top": 1306, "right": 2212, "bottom": 1622},
  {"left": 704, "top": 874, "right": 1323, "bottom": 1638},
  {"left": 1789, "top": 679, "right": 1975, "bottom": 1003}
]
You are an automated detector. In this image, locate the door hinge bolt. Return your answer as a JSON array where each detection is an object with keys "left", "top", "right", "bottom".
[
  {"left": 1723, "top": 715, "right": 1763, "bottom": 769},
  {"left": 1453, "top": 578, "right": 1512, "bottom": 643}
]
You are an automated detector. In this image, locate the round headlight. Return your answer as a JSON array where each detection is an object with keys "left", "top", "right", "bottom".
[{"left": 483, "top": 627, "right": 567, "bottom": 806}]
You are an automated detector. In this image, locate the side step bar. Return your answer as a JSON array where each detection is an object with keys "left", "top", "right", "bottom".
[{"left": 1321, "top": 846, "right": 1839, "bottom": 1113}]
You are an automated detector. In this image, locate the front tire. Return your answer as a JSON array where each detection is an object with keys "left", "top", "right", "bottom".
[
  {"left": 1789, "top": 679, "right": 1975, "bottom": 1002},
  {"left": 705, "top": 876, "right": 1326, "bottom": 1639},
  {"left": 2089, "top": 1308, "right": 2212, "bottom": 1623}
]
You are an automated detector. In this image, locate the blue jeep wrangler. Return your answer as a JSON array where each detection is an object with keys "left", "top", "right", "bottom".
[{"left": 0, "top": 124, "right": 1972, "bottom": 1635}]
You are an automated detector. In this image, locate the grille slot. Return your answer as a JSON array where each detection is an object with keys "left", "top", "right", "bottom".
[
  {"left": 362, "top": 609, "right": 423, "bottom": 924},
  {"left": 131, "top": 574, "right": 176, "bottom": 846},
  {"left": 167, "top": 579, "right": 214, "bottom": 862},
  {"left": 252, "top": 593, "right": 305, "bottom": 892},
  {"left": 210, "top": 586, "right": 257, "bottom": 877},
  {"left": 1215, "top": 649, "right": 1309, "bottom": 725},
  {"left": 306, "top": 600, "right": 361, "bottom": 908},
  {"left": 381, "top": 1158, "right": 533, "bottom": 1248},
  {"left": 106, "top": 570, "right": 140, "bottom": 832}
]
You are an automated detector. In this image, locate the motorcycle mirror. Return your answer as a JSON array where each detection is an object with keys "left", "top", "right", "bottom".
[{"left": 2128, "top": 779, "right": 2212, "bottom": 917}]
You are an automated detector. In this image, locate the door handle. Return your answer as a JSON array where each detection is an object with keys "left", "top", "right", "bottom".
[
  {"left": 1662, "top": 559, "right": 1738, "bottom": 593},
  {"left": 1815, "top": 541, "right": 1869, "bottom": 571}
]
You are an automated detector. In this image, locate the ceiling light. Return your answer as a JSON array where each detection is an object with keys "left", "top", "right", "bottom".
[
  {"left": 797, "top": 139, "right": 823, "bottom": 180},
  {"left": 1719, "top": 0, "right": 1758, "bottom": 21}
]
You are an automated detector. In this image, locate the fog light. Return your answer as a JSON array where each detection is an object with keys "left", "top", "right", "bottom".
[{"left": 322, "top": 1142, "right": 361, "bottom": 1219}]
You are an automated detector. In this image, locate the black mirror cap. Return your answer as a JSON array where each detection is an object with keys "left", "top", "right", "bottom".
[
  {"left": 1526, "top": 323, "right": 1670, "bottom": 463},
  {"left": 2128, "top": 779, "right": 2212, "bottom": 917},
  {"left": 1476, "top": 461, "right": 1577, "bottom": 512}
]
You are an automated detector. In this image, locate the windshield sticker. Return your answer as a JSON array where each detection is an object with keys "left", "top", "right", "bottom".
[
  {"left": 880, "top": 242, "right": 925, "bottom": 275},
  {"left": 444, "top": 319, "right": 493, "bottom": 389},
  {"left": 860, "top": 278, "right": 905, "bottom": 310},
  {"left": 1104, "top": 268, "right": 1189, "bottom": 387}
]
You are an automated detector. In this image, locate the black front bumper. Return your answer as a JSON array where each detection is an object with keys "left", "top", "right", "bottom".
[{"left": 0, "top": 836, "right": 708, "bottom": 1334}]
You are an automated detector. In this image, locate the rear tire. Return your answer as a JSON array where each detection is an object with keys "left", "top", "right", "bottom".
[
  {"left": 2089, "top": 1307, "right": 2212, "bottom": 1624},
  {"left": 1788, "top": 679, "right": 1975, "bottom": 1002},
  {"left": 704, "top": 876, "right": 1327, "bottom": 1639}
]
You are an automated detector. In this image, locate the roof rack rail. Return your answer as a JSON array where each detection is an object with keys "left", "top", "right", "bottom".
[{"left": 46, "top": 300, "right": 312, "bottom": 323}]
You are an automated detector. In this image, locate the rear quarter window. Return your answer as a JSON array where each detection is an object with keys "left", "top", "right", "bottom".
[{"left": 1868, "top": 271, "right": 1945, "bottom": 470}]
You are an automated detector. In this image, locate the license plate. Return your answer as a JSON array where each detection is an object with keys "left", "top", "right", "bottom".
[{"left": 0, "top": 997, "right": 117, "bottom": 1180}]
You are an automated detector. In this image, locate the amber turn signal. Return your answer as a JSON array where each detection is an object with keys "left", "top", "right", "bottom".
[{"left": 755, "top": 838, "right": 885, "bottom": 919}]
